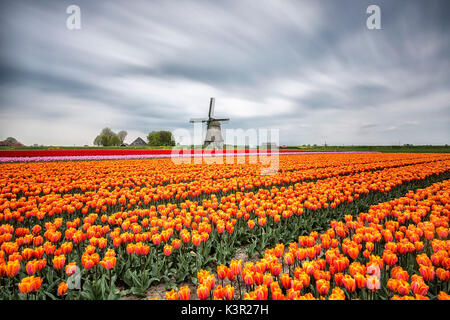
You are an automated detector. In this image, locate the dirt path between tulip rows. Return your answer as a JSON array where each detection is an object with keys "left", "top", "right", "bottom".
[{"left": 121, "top": 244, "right": 260, "bottom": 300}]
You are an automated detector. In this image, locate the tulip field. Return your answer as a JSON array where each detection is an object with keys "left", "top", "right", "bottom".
[{"left": 0, "top": 152, "right": 449, "bottom": 300}]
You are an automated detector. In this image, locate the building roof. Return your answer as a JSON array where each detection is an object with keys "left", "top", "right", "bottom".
[{"left": 130, "top": 137, "right": 148, "bottom": 146}]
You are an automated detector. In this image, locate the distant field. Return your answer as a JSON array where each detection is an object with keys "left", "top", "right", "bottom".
[
  {"left": 0, "top": 145, "right": 173, "bottom": 151},
  {"left": 1, "top": 145, "right": 449, "bottom": 153},
  {"left": 280, "top": 145, "right": 450, "bottom": 153}
]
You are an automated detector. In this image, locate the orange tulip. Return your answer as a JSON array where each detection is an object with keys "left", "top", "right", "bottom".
[
  {"left": 52, "top": 255, "right": 66, "bottom": 270},
  {"left": 269, "top": 262, "right": 281, "bottom": 277},
  {"left": 397, "top": 281, "right": 410, "bottom": 296},
  {"left": 329, "top": 287, "right": 346, "bottom": 300},
  {"left": 354, "top": 273, "right": 367, "bottom": 289},
  {"left": 216, "top": 222, "right": 225, "bottom": 234},
  {"left": 411, "top": 278, "right": 429, "bottom": 296},
  {"left": 419, "top": 265, "right": 435, "bottom": 281},
  {"left": 172, "top": 239, "right": 181, "bottom": 250},
  {"left": 217, "top": 265, "right": 228, "bottom": 280},
  {"left": 223, "top": 284, "right": 235, "bottom": 300},
  {"left": 229, "top": 260, "right": 242, "bottom": 277},
  {"left": 100, "top": 256, "right": 116, "bottom": 270},
  {"left": 343, "top": 275, "right": 356, "bottom": 292},
  {"left": 333, "top": 257, "right": 349, "bottom": 273},
  {"left": 163, "top": 244, "right": 173, "bottom": 256},
  {"left": 57, "top": 282, "right": 68, "bottom": 296},
  {"left": 306, "top": 247, "right": 316, "bottom": 260},
  {"left": 197, "top": 284, "right": 209, "bottom": 300},
  {"left": 284, "top": 252, "right": 294, "bottom": 266},
  {"left": 391, "top": 266, "right": 409, "bottom": 281},
  {"left": 263, "top": 273, "right": 273, "bottom": 287},
  {"left": 383, "top": 251, "right": 398, "bottom": 266},
  {"left": 258, "top": 217, "right": 267, "bottom": 227},
  {"left": 165, "top": 289, "right": 178, "bottom": 300},
  {"left": 5, "top": 260, "right": 20, "bottom": 277},
  {"left": 272, "top": 289, "right": 285, "bottom": 300},
  {"left": 18, "top": 277, "right": 33, "bottom": 294},
  {"left": 227, "top": 268, "right": 235, "bottom": 282},
  {"left": 18, "top": 276, "right": 42, "bottom": 294},
  {"left": 213, "top": 285, "right": 224, "bottom": 300},
  {"left": 334, "top": 273, "right": 344, "bottom": 287},
  {"left": 152, "top": 234, "right": 161, "bottom": 246},
  {"left": 253, "top": 271, "right": 264, "bottom": 286},
  {"left": 178, "top": 286, "right": 191, "bottom": 300},
  {"left": 296, "top": 248, "right": 307, "bottom": 261},
  {"left": 254, "top": 285, "right": 268, "bottom": 300},
  {"left": 438, "top": 291, "right": 450, "bottom": 300},
  {"left": 126, "top": 243, "right": 135, "bottom": 255},
  {"left": 192, "top": 234, "right": 202, "bottom": 247},
  {"left": 226, "top": 222, "right": 234, "bottom": 234},
  {"left": 347, "top": 247, "right": 359, "bottom": 260},
  {"left": 243, "top": 272, "right": 254, "bottom": 287},
  {"left": 436, "top": 268, "right": 449, "bottom": 282},
  {"left": 416, "top": 254, "right": 432, "bottom": 267},
  {"left": 387, "top": 279, "right": 399, "bottom": 292},
  {"left": 25, "top": 260, "right": 37, "bottom": 275},
  {"left": 280, "top": 273, "right": 292, "bottom": 290},
  {"left": 316, "top": 279, "right": 330, "bottom": 296}
]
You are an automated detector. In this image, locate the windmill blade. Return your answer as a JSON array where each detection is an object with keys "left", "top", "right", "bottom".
[
  {"left": 212, "top": 118, "right": 230, "bottom": 122},
  {"left": 190, "top": 118, "right": 208, "bottom": 123},
  {"left": 208, "top": 97, "right": 215, "bottom": 119}
]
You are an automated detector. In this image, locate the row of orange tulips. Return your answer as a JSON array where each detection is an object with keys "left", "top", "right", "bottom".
[{"left": 2, "top": 154, "right": 444, "bottom": 196}]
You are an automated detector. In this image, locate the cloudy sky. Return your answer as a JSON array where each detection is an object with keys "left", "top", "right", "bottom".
[{"left": 0, "top": 0, "right": 449, "bottom": 146}]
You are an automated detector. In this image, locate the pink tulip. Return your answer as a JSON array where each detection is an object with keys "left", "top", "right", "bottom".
[{"left": 366, "top": 275, "right": 380, "bottom": 291}]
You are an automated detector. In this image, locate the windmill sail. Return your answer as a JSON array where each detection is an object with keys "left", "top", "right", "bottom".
[
  {"left": 189, "top": 118, "right": 208, "bottom": 123},
  {"left": 208, "top": 97, "right": 215, "bottom": 119}
]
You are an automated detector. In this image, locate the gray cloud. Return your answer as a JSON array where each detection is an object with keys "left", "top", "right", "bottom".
[{"left": 0, "top": 0, "right": 449, "bottom": 146}]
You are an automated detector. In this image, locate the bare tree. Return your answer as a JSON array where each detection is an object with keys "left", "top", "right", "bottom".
[{"left": 118, "top": 130, "right": 128, "bottom": 144}]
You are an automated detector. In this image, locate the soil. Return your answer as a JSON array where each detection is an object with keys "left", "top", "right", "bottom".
[{"left": 120, "top": 243, "right": 260, "bottom": 300}]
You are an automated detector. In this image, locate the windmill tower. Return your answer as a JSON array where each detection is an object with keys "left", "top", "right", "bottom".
[{"left": 190, "top": 97, "right": 230, "bottom": 149}]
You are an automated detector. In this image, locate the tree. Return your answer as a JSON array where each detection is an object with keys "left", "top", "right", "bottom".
[
  {"left": 5, "top": 137, "right": 18, "bottom": 144},
  {"left": 147, "top": 131, "right": 175, "bottom": 146},
  {"left": 93, "top": 135, "right": 102, "bottom": 146},
  {"left": 110, "top": 135, "right": 121, "bottom": 146},
  {"left": 159, "top": 131, "right": 175, "bottom": 146},
  {"left": 93, "top": 128, "right": 123, "bottom": 146},
  {"left": 147, "top": 131, "right": 162, "bottom": 146},
  {"left": 118, "top": 130, "right": 127, "bottom": 144}
]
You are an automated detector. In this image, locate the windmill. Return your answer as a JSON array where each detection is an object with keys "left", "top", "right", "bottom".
[{"left": 190, "top": 97, "right": 230, "bottom": 149}]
